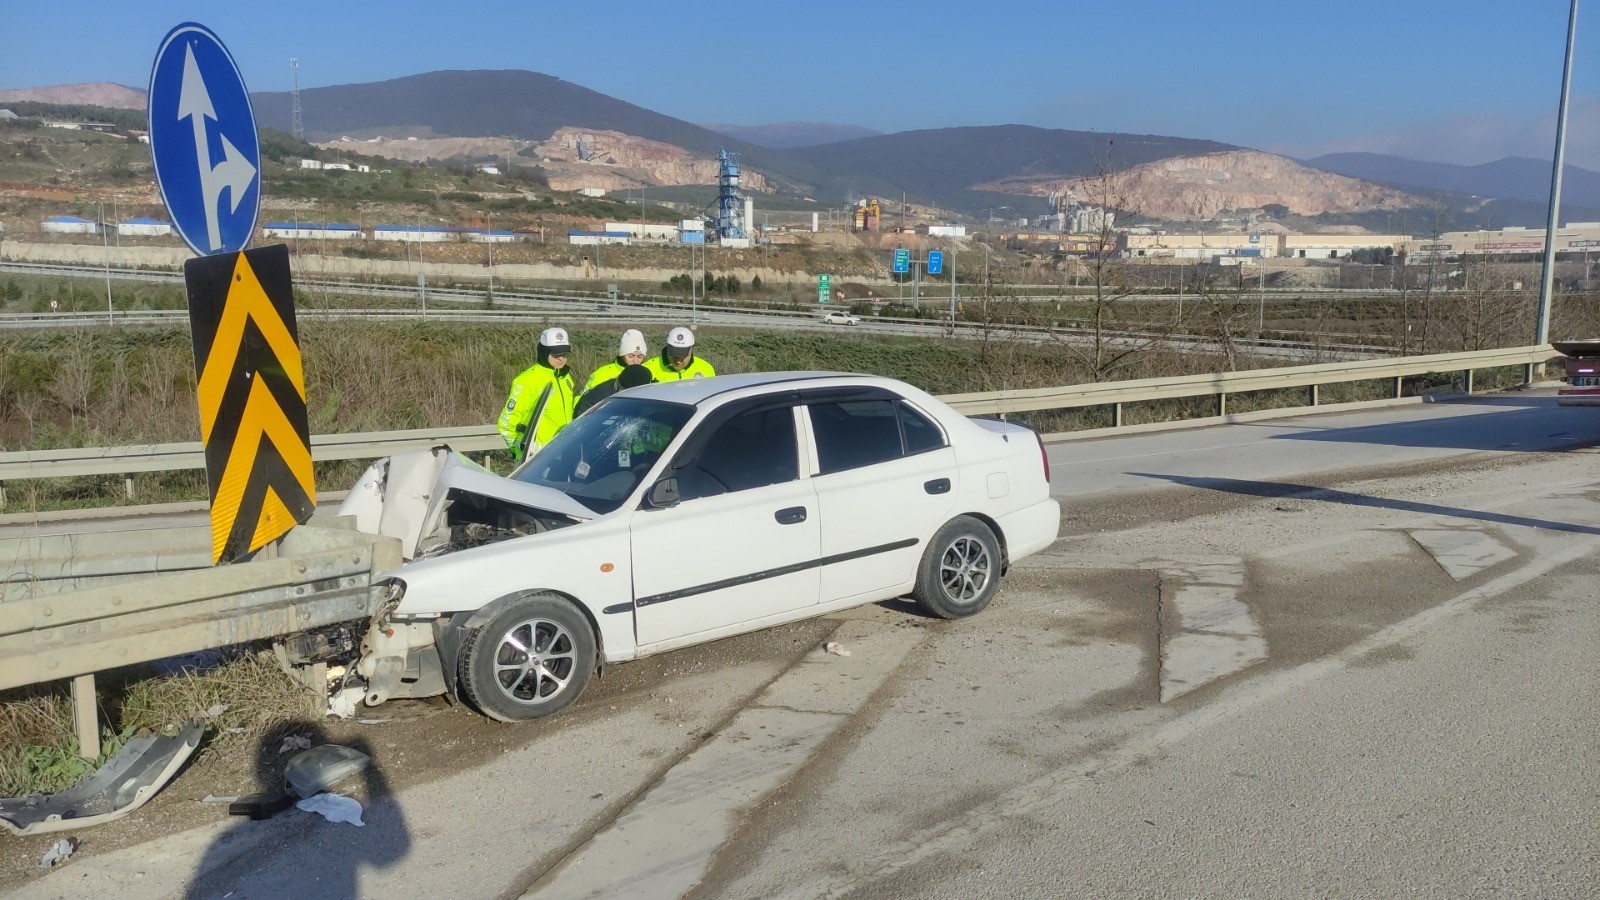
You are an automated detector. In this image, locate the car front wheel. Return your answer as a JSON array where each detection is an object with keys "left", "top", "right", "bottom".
[
  {"left": 912, "top": 516, "right": 1001, "bottom": 619},
  {"left": 458, "top": 592, "right": 596, "bottom": 722}
]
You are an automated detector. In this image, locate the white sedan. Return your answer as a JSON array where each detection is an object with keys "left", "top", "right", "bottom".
[
  {"left": 821, "top": 311, "right": 861, "bottom": 325},
  {"left": 310, "top": 372, "right": 1060, "bottom": 722}
]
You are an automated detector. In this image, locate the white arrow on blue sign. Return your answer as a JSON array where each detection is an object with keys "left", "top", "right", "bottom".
[
  {"left": 147, "top": 23, "right": 261, "bottom": 257},
  {"left": 927, "top": 250, "right": 944, "bottom": 275}
]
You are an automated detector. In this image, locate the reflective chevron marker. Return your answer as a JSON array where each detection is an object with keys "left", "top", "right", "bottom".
[{"left": 185, "top": 244, "right": 315, "bottom": 563}]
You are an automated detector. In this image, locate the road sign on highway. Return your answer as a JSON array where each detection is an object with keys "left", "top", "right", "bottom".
[
  {"left": 818, "top": 273, "right": 831, "bottom": 304},
  {"left": 927, "top": 250, "right": 944, "bottom": 275},
  {"left": 147, "top": 23, "right": 261, "bottom": 257},
  {"left": 892, "top": 249, "right": 910, "bottom": 274}
]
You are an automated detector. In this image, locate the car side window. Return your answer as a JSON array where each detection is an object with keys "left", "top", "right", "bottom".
[
  {"left": 809, "top": 399, "right": 904, "bottom": 473},
  {"left": 677, "top": 407, "right": 799, "bottom": 501},
  {"left": 809, "top": 398, "right": 948, "bottom": 474},
  {"left": 898, "top": 401, "right": 946, "bottom": 454}
]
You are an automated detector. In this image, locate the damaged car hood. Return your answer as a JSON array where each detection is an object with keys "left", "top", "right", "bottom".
[{"left": 339, "top": 448, "right": 596, "bottom": 559}]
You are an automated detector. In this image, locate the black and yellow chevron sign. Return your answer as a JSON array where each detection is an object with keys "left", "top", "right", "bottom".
[{"left": 184, "top": 244, "right": 316, "bottom": 564}]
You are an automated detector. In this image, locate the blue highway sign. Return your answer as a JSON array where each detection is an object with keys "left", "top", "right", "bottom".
[
  {"left": 147, "top": 23, "right": 260, "bottom": 257},
  {"left": 927, "top": 250, "right": 944, "bottom": 275},
  {"left": 892, "top": 248, "right": 910, "bottom": 274}
]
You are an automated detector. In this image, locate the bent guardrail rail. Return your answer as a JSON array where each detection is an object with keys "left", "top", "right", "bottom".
[{"left": 0, "top": 523, "right": 403, "bottom": 758}]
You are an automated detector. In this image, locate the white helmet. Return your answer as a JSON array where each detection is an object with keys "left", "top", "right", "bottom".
[
  {"left": 665, "top": 326, "right": 695, "bottom": 358},
  {"left": 539, "top": 327, "right": 570, "bottom": 354},
  {"left": 618, "top": 328, "right": 647, "bottom": 357}
]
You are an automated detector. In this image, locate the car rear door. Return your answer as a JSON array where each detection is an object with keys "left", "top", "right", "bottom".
[
  {"left": 804, "top": 390, "right": 957, "bottom": 604},
  {"left": 630, "top": 401, "right": 820, "bottom": 647}
]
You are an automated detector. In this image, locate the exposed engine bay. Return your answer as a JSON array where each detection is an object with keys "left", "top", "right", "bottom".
[{"left": 273, "top": 448, "right": 589, "bottom": 711}]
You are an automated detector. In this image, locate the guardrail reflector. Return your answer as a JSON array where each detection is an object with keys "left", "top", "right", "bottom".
[{"left": 184, "top": 244, "right": 315, "bottom": 563}]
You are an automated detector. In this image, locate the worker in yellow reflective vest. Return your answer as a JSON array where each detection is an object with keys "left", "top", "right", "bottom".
[
  {"left": 579, "top": 328, "right": 650, "bottom": 398},
  {"left": 497, "top": 326, "right": 577, "bottom": 460},
  {"left": 645, "top": 326, "right": 716, "bottom": 381}
]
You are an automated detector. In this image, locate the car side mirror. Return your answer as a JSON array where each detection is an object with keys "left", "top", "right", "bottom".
[{"left": 646, "top": 477, "right": 680, "bottom": 509}]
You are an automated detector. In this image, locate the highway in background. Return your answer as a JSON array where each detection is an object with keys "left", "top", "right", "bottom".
[{"left": 9, "top": 388, "right": 1596, "bottom": 898}]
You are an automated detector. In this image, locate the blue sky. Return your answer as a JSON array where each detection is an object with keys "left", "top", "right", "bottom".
[{"left": 2, "top": 0, "right": 1596, "bottom": 169}]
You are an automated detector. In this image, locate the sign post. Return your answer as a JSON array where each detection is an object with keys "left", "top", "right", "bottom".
[
  {"left": 149, "top": 22, "right": 314, "bottom": 564},
  {"left": 817, "top": 273, "right": 832, "bottom": 304}
]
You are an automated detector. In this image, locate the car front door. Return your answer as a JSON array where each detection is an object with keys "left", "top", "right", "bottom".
[{"left": 631, "top": 403, "right": 819, "bottom": 648}]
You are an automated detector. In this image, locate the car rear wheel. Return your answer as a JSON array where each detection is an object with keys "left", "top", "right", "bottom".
[
  {"left": 458, "top": 592, "right": 596, "bottom": 722},
  {"left": 912, "top": 516, "right": 1001, "bottom": 619}
]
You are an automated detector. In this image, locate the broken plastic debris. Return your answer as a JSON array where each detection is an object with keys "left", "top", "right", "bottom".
[
  {"left": 327, "top": 686, "right": 364, "bottom": 720},
  {"left": 39, "top": 837, "right": 76, "bottom": 868},
  {"left": 201, "top": 794, "right": 240, "bottom": 804},
  {"left": 203, "top": 703, "right": 229, "bottom": 719},
  {"left": 295, "top": 792, "right": 364, "bottom": 826},
  {"left": 284, "top": 744, "right": 370, "bottom": 799},
  {"left": 278, "top": 734, "right": 313, "bottom": 755},
  {"left": 824, "top": 641, "right": 852, "bottom": 657},
  {"left": 356, "top": 718, "right": 391, "bottom": 725}
]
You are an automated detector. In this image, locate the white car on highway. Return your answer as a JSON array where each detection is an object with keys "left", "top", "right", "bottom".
[
  {"left": 296, "top": 373, "right": 1060, "bottom": 722},
  {"left": 821, "top": 311, "right": 861, "bottom": 325}
]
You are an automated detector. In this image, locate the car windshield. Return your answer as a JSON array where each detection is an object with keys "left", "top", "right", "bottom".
[{"left": 511, "top": 397, "right": 695, "bottom": 514}]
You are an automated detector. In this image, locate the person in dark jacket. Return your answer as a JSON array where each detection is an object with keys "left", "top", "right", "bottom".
[{"left": 573, "top": 362, "right": 655, "bottom": 417}]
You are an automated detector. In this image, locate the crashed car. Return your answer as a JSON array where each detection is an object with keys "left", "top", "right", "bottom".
[{"left": 280, "top": 372, "right": 1060, "bottom": 722}]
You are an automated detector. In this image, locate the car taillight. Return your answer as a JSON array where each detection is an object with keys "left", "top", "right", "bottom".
[{"left": 1034, "top": 431, "right": 1050, "bottom": 482}]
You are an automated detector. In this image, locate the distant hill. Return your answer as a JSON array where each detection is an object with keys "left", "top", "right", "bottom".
[
  {"left": 701, "top": 121, "right": 881, "bottom": 149},
  {"left": 1302, "top": 152, "right": 1600, "bottom": 211},
  {"left": 247, "top": 70, "right": 810, "bottom": 185},
  {"left": 0, "top": 82, "right": 145, "bottom": 109},
  {"left": 787, "top": 125, "right": 1240, "bottom": 213}
]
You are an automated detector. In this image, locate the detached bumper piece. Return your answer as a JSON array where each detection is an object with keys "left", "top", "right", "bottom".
[{"left": 0, "top": 722, "right": 205, "bottom": 836}]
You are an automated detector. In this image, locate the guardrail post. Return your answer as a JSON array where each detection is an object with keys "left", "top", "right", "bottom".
[
  {"left": 1113, "top": 402, "right": 1123, "bottom": 428},
  {"left": 124, "top": 477, "right": 135, "bottom": 500},
  {"left": 1524, "top": 362, "right": 1535, "bottom": 384},
  {"left": 1394, "top": 375, "right": 1403, "bottom": 399},
  {"left": 1309, "top": 384, "right": 1319, "bottom": 407},
  {"left": 71, "top": 673, "right": 101, "bottom": 760},
  {"left": 1217, "top": 393, "right": 1227, "bottom": 416},
  {"left": 1465, "top": 368, "right": 1475, "bottom": 395}
]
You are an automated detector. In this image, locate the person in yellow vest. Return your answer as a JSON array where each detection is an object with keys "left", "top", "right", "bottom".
[
  {"left": 645, "top": 326, "right": 716, "bottom": 381},
  {"left": 497, "top": 326, "right": 577, "bottom": 460},
  {"left": 579, "top": 329, "right": 650, "bottom": 398}
]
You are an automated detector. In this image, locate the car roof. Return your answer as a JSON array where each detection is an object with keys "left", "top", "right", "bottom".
[{"left": 623, "top": 371, "right": 899, "bottom": 407}]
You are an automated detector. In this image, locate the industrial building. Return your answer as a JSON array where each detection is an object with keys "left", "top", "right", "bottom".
[
  {"left": 40, "top": 215, "right": 103, "bottom": 235},
  {"left": 1123, "top": 232, "right": 1410, "bottom": 260},
  {"left": 568, "top": 230, "right": 631, "bottom": 246},
  {"left": 1400, "top": 224, "right": 1600, "bottom": 259},
  {"left": 116, "top": 218, "right": 172, "bottom": 237},
  {"left": 373, "top": 225, "right": 459, "bottom": 243},
  {"left": 262, "top": 222, "right": 362, "bottom": 240}
]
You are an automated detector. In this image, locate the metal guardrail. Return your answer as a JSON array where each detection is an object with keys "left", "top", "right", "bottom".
[
  {"left": 939, "top": 344, "right": 1561, "bottom": 422},
  {"left": 0, "top": 345, "right": 1562, "bottom": 483},
  {"left": 0, "top": 523, "right": 403, "bottom": 757}
]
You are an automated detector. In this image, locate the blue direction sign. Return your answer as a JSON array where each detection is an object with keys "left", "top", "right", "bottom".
[
  {"left": 927, "top": 250, "right": 944, "bottom": 275},
  {"left": 147, "top": 23, "right": 261, "bottom": 257},
  {"left": 892, "top": 248, "right": 910, "bottom": 274}
]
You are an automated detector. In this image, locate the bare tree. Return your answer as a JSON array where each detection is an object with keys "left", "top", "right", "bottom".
[{"left": 1053, "top": 142, "right": 1173, "bottom": 382}]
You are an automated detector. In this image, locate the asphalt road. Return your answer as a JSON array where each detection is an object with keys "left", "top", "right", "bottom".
[{"left": 7, "top": 390, "right": 1597, "bottom": 899}]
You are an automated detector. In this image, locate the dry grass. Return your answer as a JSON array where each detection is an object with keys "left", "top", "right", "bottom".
[{"left": 0, "top": 647, "right": 312, "bottom": 797}]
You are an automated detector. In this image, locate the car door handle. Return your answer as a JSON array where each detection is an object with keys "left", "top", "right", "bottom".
[
  {"left": 924, "top": 478, "right": 951, "bottom": 495},
  {"left": 775, "top": 506, "right": 807, "bottom": 525}
]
